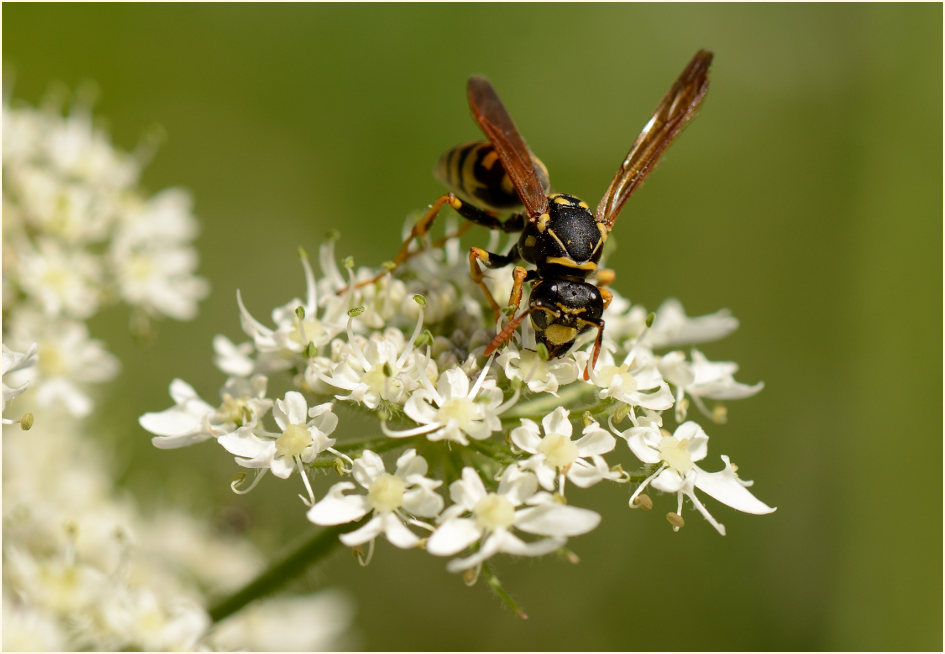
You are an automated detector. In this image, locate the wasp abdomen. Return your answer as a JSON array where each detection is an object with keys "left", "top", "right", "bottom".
[{"left": 435, "top": 141, "right": 550, "bottom": 212}]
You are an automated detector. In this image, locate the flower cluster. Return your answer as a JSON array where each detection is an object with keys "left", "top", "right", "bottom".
[
  {"left": 2, "top": 90, "right": 209, "bottom": 416},
  {"left": 2, "top": 92, "right": 353, "bottom": 650},
  {"left": 142, "top": 227, "right": 775, "bottom": 585}
]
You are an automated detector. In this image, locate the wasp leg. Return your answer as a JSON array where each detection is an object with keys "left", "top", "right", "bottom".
[
  {"left": 600, "top": 287, "right": 613, "bottom": 309},
  {"left": 338, "top": 194, "right": 524, "bottom": 295},
  {"left": 506, "top": 266, "right": 530, "bottom": 316},
  {"left": 579, "top": 288, "right": 612, "bottom": 380},
  {"left": 338, "top": 193, "right": 457, "bottom": 294},
  {"left": 451, "top": 201, "right": 525, "bottom": 234},
  {"left": 484, "top": 304, "right": 539, "bottom": 356},
  {"left": 430, "top": 220, "right": 474, "bottom": 248},
  {"left": 595, "top": 268, "right": 616, "bottom": 288},
  {"left": 469, "top": 247, "right": 521, "bottom": 320}
]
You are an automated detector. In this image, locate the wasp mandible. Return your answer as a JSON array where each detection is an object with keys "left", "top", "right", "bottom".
[{"left": 344, "top": 50, "right": 713, "bottom": 377}]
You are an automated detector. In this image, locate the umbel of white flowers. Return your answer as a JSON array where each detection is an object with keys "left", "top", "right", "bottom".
[{"left": 142, "top": 232, "right": 775, "bottom": 583}]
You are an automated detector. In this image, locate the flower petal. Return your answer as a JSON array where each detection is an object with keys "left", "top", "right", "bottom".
[
  {"left": 694, "top": 458, "right": 776, "bottom": 515},
  {"left": 426, "top": 517, "right": 481, "bottom": 556},
  {"left": 307, "top": 482, "right": 370, "bottom": 525},
  {"left": 515, "top": 503, "right": 600, "bottom": 537}
]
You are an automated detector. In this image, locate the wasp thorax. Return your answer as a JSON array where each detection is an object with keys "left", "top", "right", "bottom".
[
  {"left": 518, "top": 194, "right": 606, "bottom": 280},
  {"left": 528, "top": 278, "right": 604, "bottom": 357}
]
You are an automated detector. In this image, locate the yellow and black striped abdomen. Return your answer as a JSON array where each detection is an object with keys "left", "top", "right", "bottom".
[{"left": 435, "top": 141, "right": 550, "bottom": 212}]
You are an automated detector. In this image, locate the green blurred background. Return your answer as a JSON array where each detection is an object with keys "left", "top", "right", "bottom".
[{"left": 4, "top": 3, "right": 941, "bottom": 650}]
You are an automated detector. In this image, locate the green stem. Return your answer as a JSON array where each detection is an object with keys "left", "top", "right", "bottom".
[
  {"left": 467, "top": 438, "right": 517, "bottom": 465},
  {"left": 334, "top": 434, "right": 417, "bottom": 455},
  {"left": 208, "top": 524, "right": 350, "bottom": 624},
  {"left": 501, "top": 381, "right": 599, "bottom": 420},
  {"left": 482, "top": 562, "right": 528, "bottom": 619}
]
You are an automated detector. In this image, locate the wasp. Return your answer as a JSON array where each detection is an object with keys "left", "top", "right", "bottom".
[{"left": 344, "top": 50, "right": 713, "bottom": 377}]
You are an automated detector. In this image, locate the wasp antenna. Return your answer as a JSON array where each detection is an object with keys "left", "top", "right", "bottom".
[{"left": 484, "top": 307, "right": 537, "bottom": 356}]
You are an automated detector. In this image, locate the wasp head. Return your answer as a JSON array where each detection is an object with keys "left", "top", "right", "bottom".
[{"left": 528, "top": 277, "right": 605, "bottom": 357}]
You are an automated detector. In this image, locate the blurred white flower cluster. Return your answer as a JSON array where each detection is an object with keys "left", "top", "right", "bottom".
[
  {"left": 142, "top": 227, "right": 775, "bottom": 586},
  {"left": 2, "top": 93, "right": 353, "bottom": 650},
  {"left": 2, "top": 89, "right": 209, "bottom": 417},
  {"left": 2, "top": 408, "right": 354, "bottom": 651}
]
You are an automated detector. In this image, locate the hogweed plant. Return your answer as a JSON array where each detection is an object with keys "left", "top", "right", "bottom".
[
  {"left": 2, "top": 90, "right": 352, "bottom": 650},
  {"left": 142, "top": 223, "right": 776, "bottom": 618}
]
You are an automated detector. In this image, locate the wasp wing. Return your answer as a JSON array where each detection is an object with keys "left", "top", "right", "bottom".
[
  {"left": 467, "top": 76, "right": 549, "bottom": 218},
  {"left": 596, "top": 50, "right": 713, "bottom": 229}
]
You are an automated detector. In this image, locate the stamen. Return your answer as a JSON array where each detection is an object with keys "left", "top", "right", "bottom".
[
  {"left": 381, "top": 421, "right": 440, "bottom": 438},
  {"left": 296, "top": 458, "right": 316, "bottom": 506},
  {"left": 469, "top": 354, "right": 496, "bottom": 398},
  {"left": 628, "top": 465, "right": 664, "bottom": 509},
  {"left": 355, "top": 539, "right": 375, "bottom": 566},
  {"left": 231, "top": 469, "right": 267, "bottom": 495},
  {"left": 685, "top": 489, "right": 727, "bottom": 536},
  {"left": 327, "top": 447, "right": 354, "bottom": 472},
  {"left": 298, "top": 248, "right": 318, "bottom": 313},
  {"left": 396, "top": 298, "right": 426, "bottom": 369},
  {"left": 463, "top": 563, "right": 482, "bottom": 587},
  {"left": 496, "top": 383, "right": 520, "bottom": 415}
]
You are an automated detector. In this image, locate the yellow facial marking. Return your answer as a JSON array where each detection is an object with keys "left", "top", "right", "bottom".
[
  {"left": 542, "top": 324, "right": 578, "bottom": 345},
  {"left": 554, "top": 302, "right": 587, "bottom": 315},
  {"left": 545, "top": 256, "right": 597, "bottom": 271}
]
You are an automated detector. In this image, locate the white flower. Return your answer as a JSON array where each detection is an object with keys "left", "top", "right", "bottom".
[
  {"left": 646, "top": 298, "right": 740, "bottom": 349},
  {"left": 620, "top": 421, "right": 775, "bottom": 535},
  {"left": 110, "top": 240, "right": 208, "bottom": 321},
  {"left": 236, "top": 254, "right": 347, "bottom": 369},
  {"left": 659, "top": 349, "right": 764, "bottom": 421},
  {"left": 6, "top": 312, "right": 119, "bottom": 417},
  {"left": 2, "top": 594, "right": 69, "bottom": 651},
  {"left": 139, "top": 376, "right": 272, "bottom": 450},
  {"left": 112, "top": 188, "right": 199, "bottom": 244},
  {"left": 427, "top": 466, "right": 600, "bottom": 572},
  {"left": 496, "top": 321, "right": 579, "bottom": 394},
  {"left": 585, "top": 348, "right": 674, "bottom": 411},
  {"left": 16, "top": 237, "right": 103, "bottom": 319},
  {"left": 321, "top": 301, "right": 432, "bottom": 410},
  {"left": 385, "top": 366, "right": 505, "bottom": 445},
  {"left": 510, "top": 407, "right": 623, "bottom": 492},
  {"left": 218, "top": 391, "right": 338, "bottom": 480},
  {"left": 44, "top": 99, "right": 139, "bottom": 188},
  {"left": 307, "top": 449, "right": 443, "bottom": 549}
]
